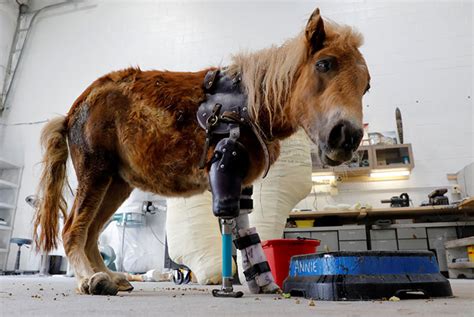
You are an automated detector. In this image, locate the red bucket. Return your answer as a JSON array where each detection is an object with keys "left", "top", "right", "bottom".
[{"left": 262, "top": 238, "right": 320, "bottom": 288}]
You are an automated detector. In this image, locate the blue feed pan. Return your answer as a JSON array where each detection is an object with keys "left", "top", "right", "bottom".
[{"left": 283, "top": 251, "right": 453, "bottom": 301}]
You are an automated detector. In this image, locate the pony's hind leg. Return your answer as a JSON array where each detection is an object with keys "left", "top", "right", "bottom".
[
  {"left": 62, "top": 173, "right": 113, "bottom": 295},
  {"left": 84, "top": 177, "right": 133, "bottom": 293}
]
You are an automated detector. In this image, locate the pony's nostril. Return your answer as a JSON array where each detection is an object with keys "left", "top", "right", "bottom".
[
  {"left": 328, "top": 121, "right": 363, "bottom": 152},
  {"left": 328, "top": 123, "right": 345, "bottom": 149}
]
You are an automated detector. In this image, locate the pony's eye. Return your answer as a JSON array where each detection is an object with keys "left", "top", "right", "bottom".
[{"left": 316, "top": 59, "right": 331, "bottom": 73}]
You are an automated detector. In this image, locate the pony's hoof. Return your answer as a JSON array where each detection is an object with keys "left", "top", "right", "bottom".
[
  {"left": 261, "top": 283, "right": 281, "bottom": 294},
  {"left": 89, "top": 272, "right": 119, "bottom": 296},
  {"left": 78, "top": 278, "right": 91, "bottom": 295},
  {"left": 113, "top": 274, "right": 134, "bottom": 292}
]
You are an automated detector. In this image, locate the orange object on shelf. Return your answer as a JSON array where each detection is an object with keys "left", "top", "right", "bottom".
[
  {"left": 468, "top": 245, "right": 474, "bottom": 263},
  {"left": 295, "top": 219, "right": 314, "bottom": 227}
]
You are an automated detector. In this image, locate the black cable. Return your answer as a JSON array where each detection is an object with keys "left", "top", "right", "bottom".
[
  {"left": 147, "top": 220, "right": 165, "bottom": 246},
  {"left": 0, "top": 119, "right": 47, "bottom": 126}
]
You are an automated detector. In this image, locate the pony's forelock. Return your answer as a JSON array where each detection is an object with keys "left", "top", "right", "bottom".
[{"left": 325, "top": 19, "right": 364, "bottom": 48}]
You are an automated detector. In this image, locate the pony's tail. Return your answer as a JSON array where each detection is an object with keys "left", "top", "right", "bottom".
[{"left": 33, "top": 117, "right": 69, "bottom": 252}]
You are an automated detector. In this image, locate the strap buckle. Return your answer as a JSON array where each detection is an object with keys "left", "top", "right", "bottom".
[
  {"left": 199, "top": 104, "right": 222, "bottom": 169},
  {"left": 206, "top": 104, "right": 222, "bottom": 127}
]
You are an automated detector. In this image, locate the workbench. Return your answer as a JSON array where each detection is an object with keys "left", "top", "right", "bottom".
[
  {"left": 289, "top": 197, "right": 474, "bottom": 221},
  {"left": 284, "top": 198, "right": 474, "bottom": 275}
]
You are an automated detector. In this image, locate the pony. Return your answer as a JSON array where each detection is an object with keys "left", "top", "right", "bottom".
[{"left": 33, "top": 8, "right": 370, "bottom": 295}]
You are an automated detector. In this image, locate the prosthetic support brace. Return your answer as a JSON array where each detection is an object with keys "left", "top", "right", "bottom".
[
  {"left": 198, "top": 70, "right": 279, "bottom": 297},
  {"left": 234, "top": 187, "right": 280, "bottom": 294}
]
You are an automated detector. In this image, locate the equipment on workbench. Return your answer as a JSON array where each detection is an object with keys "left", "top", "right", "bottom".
[
  {"left": 396, "top": 107, "right": 404, "bottom": 144},
  {"left": 421, "top": 188, "right": 449, "bottom": 206},
  {"left": 283, "top": 251, "right": 453, "bottom": 300},
  {"left": 381, "top": 193, "right": 410, "bottom": 207}
]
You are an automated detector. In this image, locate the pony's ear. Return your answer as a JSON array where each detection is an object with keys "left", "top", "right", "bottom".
[{"left": 305, "top": 8, "right": 325, "bottom": 53}]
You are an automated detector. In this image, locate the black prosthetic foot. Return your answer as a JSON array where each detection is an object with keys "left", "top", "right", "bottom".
[{"left": 212, "top": 289, "right": 244, "bottom": 298}]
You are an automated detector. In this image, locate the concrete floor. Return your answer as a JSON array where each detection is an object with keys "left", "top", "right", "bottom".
[{"left": 0, "top": 276, "right": 473, "bottom": 317}]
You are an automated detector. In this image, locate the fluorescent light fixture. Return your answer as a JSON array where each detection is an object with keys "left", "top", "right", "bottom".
[
  {"left": 312, "top": 174, "right": 336, "bottom": 182},
  {"left": 370, "top": 170, "right": 410, "bottom": 178}
]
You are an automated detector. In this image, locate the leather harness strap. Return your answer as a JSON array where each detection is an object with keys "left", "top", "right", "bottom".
[
  {"left": 204, "top": 69, "right": 219, "bottom": 91},
  {"left": 197, "top": 70, "right": 271, "bottom": 178}
]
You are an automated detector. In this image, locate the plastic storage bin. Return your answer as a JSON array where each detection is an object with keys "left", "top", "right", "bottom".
[{"left": 295, "top": 220, "right": 314, "bottom": 228}]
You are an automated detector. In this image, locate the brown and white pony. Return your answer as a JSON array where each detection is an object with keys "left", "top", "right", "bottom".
[{"left": 34, "top": 8, "right": 370, "bottom": 295}]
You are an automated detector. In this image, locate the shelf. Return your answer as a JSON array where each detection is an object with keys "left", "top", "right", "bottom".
[
  {"left": 459, "top": 197, "right": 474, "bottom": 210},
  {"left": 313, "top": 146, "right": 371, "bottom": 174},
  {"left": 0, "top": 158, "right": 20, "bottom": 170},
  {"left": 312, "top": 144, "right": 414, "bottom": 180},
  {"left": 285, "top": 224, "right": 364, "bottom": 232},
  {"left": 333, "top": 167, "right": 371, "bottom": 177},
  {"left": 448, "top": 262, "right": 474, "bottom": 269},
  {"left": 372, "top": 144, "right": 412, "bottom": 150},
  {"left": 289, "top": 205, "right": 470, "bottom": 220},
  {"left": 0, "top": 202, "right": 15, "bottom": 209},
  {"left": 373, "top": 163, "right": 411, "bottom": 169},
  {"left": 0, "top": 161, "right": 21, "bottom": 271},
  {"left": 373, "top": 144, "right": 414, "bottom": 169},
  {"left": 0, "top": 179, "right": 19, "bottom": 189},
  {"left": 445, "top": 236, "right": 474, "bottom": 249}
]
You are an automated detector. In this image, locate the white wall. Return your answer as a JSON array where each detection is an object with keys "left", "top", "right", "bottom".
[
  {"left": 0, "top": 0, "right": 472, "bottom": 270},
  {"left": 0, "top": 0, "right": 18, "bottom": 107}
]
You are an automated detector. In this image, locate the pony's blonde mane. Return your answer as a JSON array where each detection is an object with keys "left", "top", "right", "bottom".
[
  {"left": 228, "top": 21, "right": 363, "bottom": 134},
  {"left": 228, "top": 35, "right": 306, "bottom": 129}
]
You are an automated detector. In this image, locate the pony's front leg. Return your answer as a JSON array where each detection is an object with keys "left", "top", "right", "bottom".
[{"left": 234, "top": 187, "right": 280, "bottom": 294}]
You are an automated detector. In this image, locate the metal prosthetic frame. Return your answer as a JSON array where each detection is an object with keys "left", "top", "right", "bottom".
[
  {"left": 234, "top": 188, "right": 280, "bottom": 294},
  {"left": 209, "top": 126, "right": 279, "bottom": 297}
]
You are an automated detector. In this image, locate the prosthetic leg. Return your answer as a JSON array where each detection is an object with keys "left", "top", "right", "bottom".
[
  {"left": 209, "top": 125, "right": 280, "bottom": 297},
  {"left": 210, "top": 133, "right": 247, "bottom": 298}
]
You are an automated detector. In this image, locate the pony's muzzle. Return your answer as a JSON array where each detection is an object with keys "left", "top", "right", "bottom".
[{"left": 323, "top": 120, "right": 363, "bottom": 165}]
